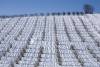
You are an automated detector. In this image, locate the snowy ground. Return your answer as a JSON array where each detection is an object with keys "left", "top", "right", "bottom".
[{"left": 0, "top": 14, "right": 100, "bottom": 67}]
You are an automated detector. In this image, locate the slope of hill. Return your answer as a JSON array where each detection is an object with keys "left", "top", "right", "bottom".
[{"left": 0, "top": 13, "right": 100, "bottom": 67}]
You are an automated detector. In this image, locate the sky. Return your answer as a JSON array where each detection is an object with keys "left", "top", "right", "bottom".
[{"left": 0, "top": 0, "right": 99, "bottom": 15}]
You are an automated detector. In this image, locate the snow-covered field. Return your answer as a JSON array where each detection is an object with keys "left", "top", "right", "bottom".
[{"left": 0, "top": 14, "right": 100, "bottom": 67}]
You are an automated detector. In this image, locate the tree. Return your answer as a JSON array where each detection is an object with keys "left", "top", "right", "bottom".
[
  {"left": 72, "top": 12, "right": 75, "bottom": 15},
  {"left": 80, "top": 12, "right": 84, "bottom": 15},
  {"left": 84, "top": 4, "right": 94, "bottom": 14},
  {"left": 68, "top": 12, "right": 71, "bottom": 15},
  {"left": 34, "top": 13, "right": 38, "bottom": 16},
  {"left": 63, "top": 12, "right": 66, "bottom": 15},
  {"left": 47, "top": 13, "right": 50, "bottom": 16},
  {"left": 76, "top": 12, "right": 79, "bottom": 15},
  {"left": 40, "top": 13, "right": 44, "bottom": 16},
  {"left": 52, "top": 12, "right": 55, "bottom": 16},
  {"left": 58, "top": 12, "right": 60, "bottom": 15}
]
